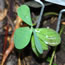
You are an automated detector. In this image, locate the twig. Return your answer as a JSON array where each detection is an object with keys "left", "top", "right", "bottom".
[
  {"left": 3, "top": 23, "right": 9, "bottom": 54},
  {"left": 0, "top": 9, "right": 8, "bottom": 21},
  {"left": 0, "top": 53, "right": 3, "bottom": 56},
  {"left": 18, "top": 53, "right": 22, "bottom": 65},
  {"left": 1, "top": 16, "right": 22, "bottom": 65},
  {"left": 54, "top": 54, "right": 56, "bottom": 63},
  {"left": 7, "top": 15, "right": 15, "bottom": 30}
]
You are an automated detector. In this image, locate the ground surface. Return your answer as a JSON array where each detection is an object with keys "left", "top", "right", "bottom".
[{"left": 0, "top": 1, "right": 65, "bottom": 65}]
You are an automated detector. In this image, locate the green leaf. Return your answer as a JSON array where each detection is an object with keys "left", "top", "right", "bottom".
[
  {"left": 53, "top": 63, "right": 57, "bottom": 65},
  {"left": 31, "top": 35, "right": 48, "bottom": 56},
  {"left": 31, "top": 36, "right": 40, "bottom": 56},
  {"left": 14, "top": 27, "right": 32, "bottom": 49},
  {"left": 39, "top": 39, "right": 48, "bottom": 50},
  {"left": 33, "top": 29, "right": 43, "bottom": 54},
  {"left": 17, "top": 5, "right": 32, "bottom": 26},
  {"left": 46, "top": 57, "right": 51, "bottom": 62},
  {"left": 35, "top": 28, "right": 61, "bottom": 46}
]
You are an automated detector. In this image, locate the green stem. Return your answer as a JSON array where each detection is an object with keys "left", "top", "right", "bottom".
[
  {"left": 49, "top": 47, "right": 56, "bottom": 65},
  {"left": 49, "top": 25, "right": 65, "bottom": 65},
  {"left": 59, "top": 25, "right": 65, "bottom": 35},
  {"left": 44, "top": 12, "right": 58, "bottom": 16}
]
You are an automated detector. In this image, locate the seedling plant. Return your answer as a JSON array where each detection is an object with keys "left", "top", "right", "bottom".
[
  {"left": 14, "top": 4, "right": 61, "bottom": 58},
  {"left": 1, "top": 4, "right": 61, "bottom": 65}
]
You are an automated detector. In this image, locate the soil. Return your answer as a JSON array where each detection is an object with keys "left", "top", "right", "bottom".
[{"left": 0, "top": 1, "right": 65, "bottom": 65}]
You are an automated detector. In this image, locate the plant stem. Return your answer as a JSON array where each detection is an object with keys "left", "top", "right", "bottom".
[
  {"left": 3, "top": 24, "right": 8, "bottom": 54},
  {"left": 49, "top": 47, "right": 56, "bottom": 65},
  {"left": 59, "top": 25, "right": 65, "bottom": 35},
  {"left": 7, "top": 15, "right": 14, "bottom": 30},
  {"left": 1, "top": 16, "right": 22, "bottom": 65},
  {"left": 44, "top": 12, "right": 58, "bottom": 16}
]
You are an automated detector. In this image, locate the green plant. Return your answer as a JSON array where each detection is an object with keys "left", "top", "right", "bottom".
[
  {"left": 53, "top": 63, "right": 57, "bottom": 65},
  {"left": 14, "top": 5, "right": 61, "bottom": 57}
]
